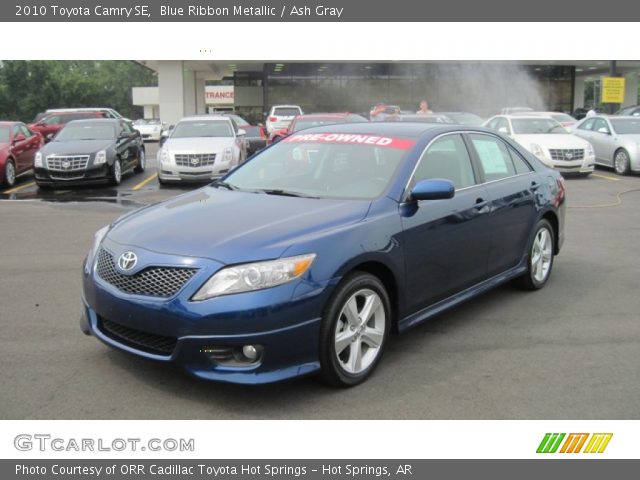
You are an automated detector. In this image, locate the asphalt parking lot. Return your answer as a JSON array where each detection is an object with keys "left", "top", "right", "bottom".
[{"left": 1, "top": 143, "right": 639, "bottom": 419}]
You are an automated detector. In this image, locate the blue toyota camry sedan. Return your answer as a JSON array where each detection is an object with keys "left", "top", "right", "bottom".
[{"left": 81, "top": 123, "right": 566, "bottom": 387}]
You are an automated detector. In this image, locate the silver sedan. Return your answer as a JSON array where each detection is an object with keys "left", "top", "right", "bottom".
[{"left": 572, "top": 115, "right": 640, "bottom": 175}]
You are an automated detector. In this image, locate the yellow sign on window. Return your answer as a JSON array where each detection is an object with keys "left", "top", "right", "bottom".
[{"left": 601, "top": 77, "right": 626, "bottom": 103}]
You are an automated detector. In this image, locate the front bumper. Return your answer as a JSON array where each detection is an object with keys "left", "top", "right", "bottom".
[
  {"left": 549, "top": 154, "right": 595, "bottom": 174},
  {"left": 81, "top": 245, "right": 330, "bottom": 384},
  {"left": 34, "top": 164, "right": 111, "bottom": 186},
  {"left": 158, "top": 161, "right": 233, "bottom": 183}
]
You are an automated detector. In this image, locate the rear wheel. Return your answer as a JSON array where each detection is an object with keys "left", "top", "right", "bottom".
[
  {"left": 614, "top": 149, "right": 631, "bottom": 175},
  {"left": 110, "top": 158, "right": 122, "bottom": 186},
  {"left": 3, "top": 159, "right": 16, "bottom": 187},
  {"left": 516, "top": 219, "right": 555, "bottom": 290},
  {"left": 319, "top": 272, "right": 391, "bottom": 387}
]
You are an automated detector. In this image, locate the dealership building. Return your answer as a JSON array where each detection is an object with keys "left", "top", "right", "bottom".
[{"left": 133, "top": 61, "right": 640, "bottom": 125}]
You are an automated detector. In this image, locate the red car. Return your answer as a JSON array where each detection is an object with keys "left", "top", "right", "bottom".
[
  {"left": 268, "top": 113, "right": 368, "bottom": 144},
  {"left": 0, "top": 122, "right": 44, "bottom": 187},
  {"left": 29, "top": 111, "right": 105, "bottom": 141}
]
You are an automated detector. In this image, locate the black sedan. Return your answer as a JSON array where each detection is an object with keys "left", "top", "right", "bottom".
[{"left": 34, "top": 119, "right": 145, "bottom": 189}]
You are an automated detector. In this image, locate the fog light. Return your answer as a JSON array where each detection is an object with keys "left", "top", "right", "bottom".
[{"left": 242, "top": 345, "right": 259, "bottom": 361}]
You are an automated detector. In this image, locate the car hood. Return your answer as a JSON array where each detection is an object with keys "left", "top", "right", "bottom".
[
  {"left": 107, "top": 187, "right": 370, "bottom": 264},
  {"left": 513, "top": 134, "right": 590, "bottom": 149},
  {"left": 165, "top": 137, "right": 234, "bottom": 152},
  {"left": 134, "top": 125, "right": 160, "bottom": 133},
  {"left": 42, "top": 139, "right": 114, "bottom": 155}
]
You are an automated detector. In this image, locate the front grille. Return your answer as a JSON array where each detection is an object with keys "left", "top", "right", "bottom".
[
  {"left": 96, "top": 248, "right": 198, "bottom": 298},
  {"left": 46, "top": 155, "right": 89, "bottom": 171},
  {"left": 548, "top": 149, "right": 584, "bottom": 161},
  {"left": 175, "top": 153, "right": 216, "bottom": 167},
  {"left": 99, "top": 317, "right": 177, "bottom": 356}
]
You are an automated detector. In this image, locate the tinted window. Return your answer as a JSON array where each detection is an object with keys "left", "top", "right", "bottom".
[
  {"left": 54, "top": 124, "right": 116, "bottom": 141},
  {"left": 495, "top": 117, "right": 510, "bottom": 133},
  {"left": 550, "top": 113, "right": 576, "bottom": 123},
  {"left": 508, "top": 146, "right": 532, "bottom": 174},
  {"left": 468, "top": 134, "right": 517, "bottom": 182},
  {"left": 273, "top": 107, "right": 301, "bottom": 117},
  {"left": 42, "top": 115, "right": 61, "bottom": 125},
  {"left": 242, "top": 126, "right": 262, "bottom": 137},
  {"left": 0, "top": 128, "right": 9, "bottom": 143},
  {"left": 511, "top": 118, "right": 566, "bottom": 134},
  {"left": 578, "top": 118, "right": 596, "bottom": 130},
  {"left": 414, "top": 134, "right": 475, "bottom": 189},
  {"left": 19, "top": 125, "right": 33, "bottom": 138}
]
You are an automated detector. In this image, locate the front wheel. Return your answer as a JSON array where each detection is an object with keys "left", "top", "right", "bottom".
[
  {"left": 3, "top": 160, "right": 16, "bottom": 187},
  {"left": 614, "top": 149, "right": 631, "bottom": 175},
  {"left": 110, "top": 158, "right": 122, "bottom": 186},
  {"left": 134, "top": 148, "right": 146, "bottom": 173},
  {"left": 319, "top": 272, "right": 391, "bottom": 387},
  {"left": 516, "top": 219, "right": 555, "bottom": 290}
]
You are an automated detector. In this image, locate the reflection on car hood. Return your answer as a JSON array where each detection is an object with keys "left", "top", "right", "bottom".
[
  {"left": 108, "top": 187, "right": 370, "bottom": 264},
  {"left": 134, "top": 124, "right": 161, "bottom": 133},
  {"left": 165, "top": 137, "right": 234, "bottom": 152},
  {"left": 513, "top": 134, "right": 590, "bottom": 149},
  {"left": 41, "top": 139, "right": 114, "bottom": 155}
]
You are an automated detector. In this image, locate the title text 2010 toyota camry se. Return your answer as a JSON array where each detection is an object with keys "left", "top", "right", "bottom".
[{"left": 81, "top": 123, "right": 566, "bottom": 387}]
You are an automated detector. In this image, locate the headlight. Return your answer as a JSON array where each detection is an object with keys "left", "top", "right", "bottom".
[
  {"left": 94, "top": 150, "right": 107, "bottom": 165},
  {"left": 34, "top": 151, "right": 43, "bottom": 168},
  {"left": 223, "top": 147, "right": 233, "bottom": 162},
  {"left": 84, "top": 225, "right": 109, "bottom": 274},
  {"left": 530, "top": 143, "right": 545, "bottom": 159},
  {"left": 160, "top": 148, "right": 170, "bottom": 164},
  {"left": 586, "top": 143, "right": 595, "bottom": 157},
  {"left": 192, "top": 253, "right": 316, "bottom": 301}
]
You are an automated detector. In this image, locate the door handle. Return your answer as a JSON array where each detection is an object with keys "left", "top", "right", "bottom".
[
  {"left": 474, "top": 198, "right": 489, "bottom": 210},
  {"left": 530, "top": 181, "right": 541, "bottom": 191}
]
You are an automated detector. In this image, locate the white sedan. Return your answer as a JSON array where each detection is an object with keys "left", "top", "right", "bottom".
[
  {"left": 132, "top": 118, "right": 164, "bottom": 141},
  {"left": 157, "top": 116, "right": 247, "bottom": 185},
  {"left": 484, "top": 115, "right": 595, "bottom": 175}
]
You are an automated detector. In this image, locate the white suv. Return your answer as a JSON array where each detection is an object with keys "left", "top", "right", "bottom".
[
  {"left": 157, "top": 116, "right": 247, "bottom": 184},
  {"left": 265, "top": 105, "right": 303, "bottom": 135}
]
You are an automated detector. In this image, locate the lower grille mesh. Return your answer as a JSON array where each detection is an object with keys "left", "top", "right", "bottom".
[{"left": 99, "top": 317, "right": 177, "bottom": 356}]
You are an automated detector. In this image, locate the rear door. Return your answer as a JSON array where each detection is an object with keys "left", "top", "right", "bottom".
[
  {"left": 400, "top": 133, "right": 491, "bottom": 312},
  {"left": 466, "top": 133, "right": 539, "bottom": 276},
  {"left": 18, "top": 124, "right": 40, "bottom": 172}
]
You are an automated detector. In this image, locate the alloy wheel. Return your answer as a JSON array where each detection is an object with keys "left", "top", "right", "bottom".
[
  {"left": 531, "top": 227, "right": 553, "bottom": 283},
  {"left": 5, "top": 161, "right": 16, "bottom": 186},
  {"left": 614, "top": 151, "right": 629, "bottom": 175}
]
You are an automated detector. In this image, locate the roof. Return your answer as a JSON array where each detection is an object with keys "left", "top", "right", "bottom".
[
  {"left": 0, "top": 121, "right": 20, "bottom": 127},
  {"left": 299, "top": 121, "right": 482, "bottom": 138},
  {"left": 66, "top": 118, "right": 120, "bottom": 125},
  {"left": 295, "top": 113, "right": 353, "bottom": 119},
  {"left": 499, "top": 115, "right": 555, "bottom": 120}
]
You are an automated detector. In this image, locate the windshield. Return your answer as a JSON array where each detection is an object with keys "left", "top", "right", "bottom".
[
  {"left": 0, "top": 128, "right": 10, "bottom": 143},
  {"left": 550, "top": 113, "right": 576, "bottom": 123},
  {"left": 292, "top": 118, "right": 346, "bottom": 132},
  {"left": 273, "top": 107, "right": 301, "bottom": 117},
  {"left": 222, "top": 133, "right": 413, "bottom": 199},
  {"left": 610, "top": 119, "right": 640, "bottom": 134},
  {"left": 55, "top": 124, "right": 115, "bottom": 141},
  {"left": 171, "top": 121, "right": 233, "bottom": 138},
  {"left": 511, "top": 118, "right": 566, "bottom": 134}
]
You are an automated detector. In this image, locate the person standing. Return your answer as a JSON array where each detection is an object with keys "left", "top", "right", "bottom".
[{"left": 417, "top": 100, "right": 433, "bottom": 115}]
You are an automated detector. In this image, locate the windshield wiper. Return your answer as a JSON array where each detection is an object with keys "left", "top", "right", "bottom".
[
  {"left": 212, "top": 180, "right": 238, "bottom": 191},
  {"left": 258, "top": 189, "right": 319, "bottom": 199}
]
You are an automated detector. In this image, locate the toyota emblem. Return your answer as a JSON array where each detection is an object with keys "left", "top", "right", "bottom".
[{"left": 117, "top": 251, "right": 138, "bottom": 272}]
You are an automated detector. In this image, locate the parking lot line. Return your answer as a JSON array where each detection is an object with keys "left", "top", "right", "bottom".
[
  {"left": 2, "top": 181, "right": 36, "bottom": 194},
  {"left": 132, "top": 173, "right": 158, "bottom": 191},
  {"left": 592, "top": 173, "right": 620, "bottom": 182}
]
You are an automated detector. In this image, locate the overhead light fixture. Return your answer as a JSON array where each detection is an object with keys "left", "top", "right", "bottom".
[
  {"left": 588, "top": 67, "right": 597, "bottom": 70},
  {"left": 576, "top": 68, "right": 584, "bottom": 72}
]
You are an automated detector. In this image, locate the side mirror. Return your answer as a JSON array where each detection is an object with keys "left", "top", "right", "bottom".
[
  {"left": 159, "top": 136, "right": 167, "bottom": 147},
  {"left": 237, "top": 128, "right": 247, "bottom": 136},
  {"left": 597, "top": 127, "right": 610, "bottom": 134},
  {"left": 498, "top": 126, "right": 509, "bottom": 134},
  {"left": 410, "top": 179, "right": 455, "bottom": 202},
  {"left": 13, "top": 134, "right": 26, "bottom": 143}
]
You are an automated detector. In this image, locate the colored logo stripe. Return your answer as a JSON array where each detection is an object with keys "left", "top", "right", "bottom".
[
  {"left": 583, "top": 433, "right": 613, "bottom": 453},
  {"left": 537, "top": 433, "right": 613, "bottom": 453},
  {"left": 537, "top": 433, "right": 566, "bottom": 453}
]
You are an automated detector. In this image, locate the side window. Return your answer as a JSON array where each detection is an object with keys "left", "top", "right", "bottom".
[
  {"left": 593, "top": 118, "right": 610, "bottom": 133},
  {"left": 42, "top": 115, "right": 60, "bottom": 125},
  {"left": 122, "top": 122, "right": 134, "bottom": 134},
  {"left": 468, "top": 133, "right": 517, "bottom": 182},
  {"left": 495, "top": 118, "right": 510, "bottom": 134},
  {"left": 487, "top": 117, "right": 499, "bottom": 130},
  {"left": 12, "top": 125, "right": 21, "bottom": 138},
  {"left": 579, "top": 118, "right": 596, "bottom": 131},
  {"left": 19, "top": 125, "right": 33, "bottom": 138},
  {"left": 413, "top": 134, "right": 476, "bottom": 190},
  {"left": 507, "top": 146, "right": 533, "bottom": 174}
]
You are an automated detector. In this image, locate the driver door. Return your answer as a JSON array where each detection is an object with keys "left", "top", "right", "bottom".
[{"left": 591, "top": 118, "right": 615, "bottom": 166}]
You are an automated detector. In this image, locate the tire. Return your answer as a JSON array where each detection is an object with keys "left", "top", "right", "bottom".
[
  {"left": 158, "top": 176, "right": 167, "bottom": 187},
  {"left": 614, "top": 149, "right": 631, "bottom": 175},
  {"left": 516, "top": 219, "right": 555, "bottom": 290},
  {"left": 134, "top": 148, "right": 146, "bottom": 173},
  {"left": 319, "top": 271, "right": 391, "bottom": 387},
  {"left": 110, "top": 158, "right": 122, "bottom": 186},
  {"left": 3, "top": 159, "right": 16, "bottom": 187}
]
